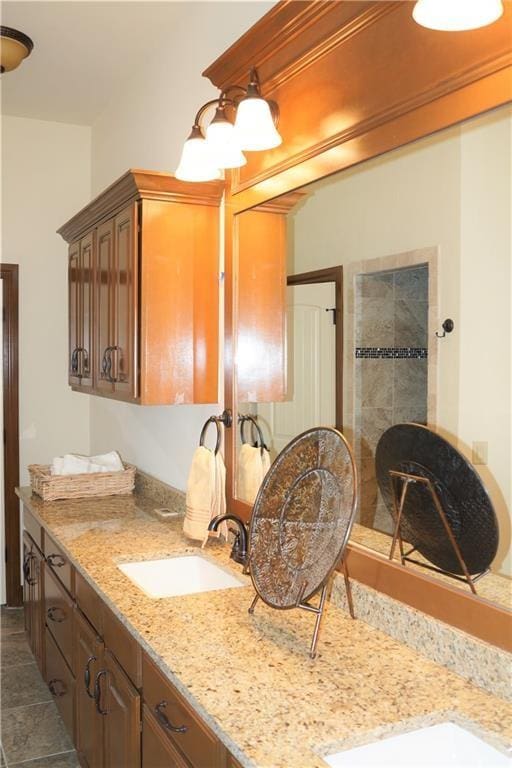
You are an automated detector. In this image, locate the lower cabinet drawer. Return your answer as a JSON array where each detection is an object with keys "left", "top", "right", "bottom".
[
  {"left": 45, "top": 563, "right": 74, "bottom": 673},
  {"left": 143, "top": 654, "right": 222, "bottom": 768},
  {"left": 44, "top": 530, "right": 74, "bottom": 596},
  {"left": 142, "top": 705, "right": 189, "bottom": 768},
  {"left": 45, "top": 627, "right": 75, "bottom": 740}
]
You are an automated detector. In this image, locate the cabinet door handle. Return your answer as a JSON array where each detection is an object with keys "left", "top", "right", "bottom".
[
  {"left": 108, "top": 345, "right": 121, "bottom": 383},
  {"left": 23, "top": 553, "right": 36, "bottom": 585},
  {"left": 94, "top": 670, "right": 108, "bottom": 715},
  {"left": 101, "top": 346, "right": 112, "bottom": 379},
  {"left": 71, "top": 347, "right": 79, "bottom": 374},
  {"left": 47, "top": 606, "right": 66, "bottom": 623},
  {"left": 47, "top": 553, "right": 66, "bottom": 568},
  {"left": 154, "top": 700, "right": 188, "bottom": 734},
  {"left": 48, "top": 678, "right": 66, "bottom": 698},
  {"left": 84, "top": 655, "right": 97, "bottom": 699}
]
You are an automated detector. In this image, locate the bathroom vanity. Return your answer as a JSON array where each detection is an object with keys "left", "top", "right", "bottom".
[{"left": 18, "top": 485, "right": 512, "bottom": 768}]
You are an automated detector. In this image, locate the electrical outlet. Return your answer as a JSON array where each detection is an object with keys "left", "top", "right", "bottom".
[{"left": 472, "top": 441, "right": 488, "bottom": 465}]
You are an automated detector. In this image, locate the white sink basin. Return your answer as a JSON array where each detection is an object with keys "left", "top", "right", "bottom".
[
  {"left": 118, "top": 555, "right": 245, "bottom": 598},
  {"left": 324, "top": 723, "right": 511, "bottom": 767}
]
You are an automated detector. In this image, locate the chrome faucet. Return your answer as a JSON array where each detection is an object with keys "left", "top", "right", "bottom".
[{"left": 208, "top": 514, "right": 248, "bottom": 566}]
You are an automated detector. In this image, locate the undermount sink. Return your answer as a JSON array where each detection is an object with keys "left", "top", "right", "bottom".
[
  {"left": 324, "top": 723, "right": 511, "bottom": 767},
  {"left": 117, "top": 554, "right": 246, "bottom": 598}
]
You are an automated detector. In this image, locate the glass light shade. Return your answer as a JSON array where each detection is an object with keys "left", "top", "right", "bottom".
[
  {"left": 175, "top": 129, "right": 221, "bottom": 182},
  {"left": 234, "top": 97, "right": 282, "bottom": 151},
  {"left": 0, "top": 27, "right": 34, "bottom": 73},
  {"left": 412, "top": 0, "right": 503, "bottom": 31},
  {"left": 206, "top": 119, "right": 246, "bottom": 169}
]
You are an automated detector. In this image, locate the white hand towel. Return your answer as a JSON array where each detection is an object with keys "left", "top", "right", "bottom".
[
  {"left": 237, "top": 444, "right": 271, "bottom": 505},
  {"left": 183, "top": 447, "right": 227, "bottom": 545}
]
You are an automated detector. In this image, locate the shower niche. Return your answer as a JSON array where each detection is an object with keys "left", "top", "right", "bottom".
[{"left": 354, "top": 264, "right": 429, "bottom": 532}]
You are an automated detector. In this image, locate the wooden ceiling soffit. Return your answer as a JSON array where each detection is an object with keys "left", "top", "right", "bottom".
[
  {"left": 204, "top": 0, "right": 512, "bottom": 195},
  {"left": 58, "top": 170, "right": 224, "bottom": 244}
]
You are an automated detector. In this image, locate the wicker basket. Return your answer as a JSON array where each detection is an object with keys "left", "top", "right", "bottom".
[{"left": 28, "top": 463, "right": 136, "bottom": 501}]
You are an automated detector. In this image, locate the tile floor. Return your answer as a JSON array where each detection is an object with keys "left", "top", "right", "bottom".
[{"left": 0, "top": 606, "right": 79, "bottom": 767}]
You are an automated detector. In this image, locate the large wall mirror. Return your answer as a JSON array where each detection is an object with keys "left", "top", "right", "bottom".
[
  {"left": 215, "top": 0, "right": 512, "bottom": 649},
  {"left": 227, "top": 104, "right": 511, "bottom": 639}
]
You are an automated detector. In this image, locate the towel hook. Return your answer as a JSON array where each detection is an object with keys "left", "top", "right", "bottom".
[
  {"left": 239, "top": 414, "right": 268, "bottom": 452},
  {"left": 436, "top": 318, "right": 454, "bottom": 338},
  {"left": 199, "top": 417, "right": 222, "bottom": 455}
]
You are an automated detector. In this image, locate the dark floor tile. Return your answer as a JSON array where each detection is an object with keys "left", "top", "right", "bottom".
[
  {"left": 9, "top": 750, "right": 80, "bottom": 767},
  {"left": 1, "top": 662, "right": 51, "bottom": 709},
  {"left": 1, "top": 701, "right": 73, "bottom": 765},
  {"left": 0, "top": 633, "right": 33, "bottom": 668},
  {"left": 1, "top": 607, "right": 25, "bottom": 636}
]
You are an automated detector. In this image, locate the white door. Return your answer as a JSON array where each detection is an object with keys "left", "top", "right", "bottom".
[{"left": 258, "top": 282, "right": 336, "bottom": 459}]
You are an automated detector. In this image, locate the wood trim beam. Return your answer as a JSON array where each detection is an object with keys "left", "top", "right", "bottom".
[{"left": 345, "top": 545, "right": 512, "bottom": 652}]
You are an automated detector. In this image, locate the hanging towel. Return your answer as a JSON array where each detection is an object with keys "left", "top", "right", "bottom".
[
  {"left": 183, "top": 446, "right": 227, "bottom": 545},
  {"left": 237, "top": 444, "right": 271, "bottom": 505}
]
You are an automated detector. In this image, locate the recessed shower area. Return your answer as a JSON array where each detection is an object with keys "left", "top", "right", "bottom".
[{"left": 354, "top": 263, "right": 429, "bottom": 533}]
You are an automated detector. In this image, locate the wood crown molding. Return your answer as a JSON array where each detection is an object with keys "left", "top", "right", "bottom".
[
  {"left": 58, "top": 170, "right": 225, "bottom": 244},
  {"left": 203, "top": 1, "right": 390, "bottom": 91},
  {"left": 249, "top": 189, "right": 308, "bottom": 214}
]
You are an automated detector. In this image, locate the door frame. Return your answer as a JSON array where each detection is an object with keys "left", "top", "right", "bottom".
[
  {"left": 288, "top": 266, "right": 343, "bottom": 430},
  {"left": 1, "top": 264, "right": 21, "bottom": 606}
]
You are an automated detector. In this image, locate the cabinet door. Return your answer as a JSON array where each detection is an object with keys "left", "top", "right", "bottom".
[
  {"left": 45, "top": 628, "right": 75, "bottom": 740},
  {"left": 96, "top": 220, "right": 115, "bottom": 394},
  {"left": 80, "top": 231, "right": 95, "bottom": 389},
  {"left": 31, "top": 546, "right": 44, "bottom": 675},
  {"left": 22, "top": 533, "right": 33, "bottom": 638},
  {"left": 112, "top": 204, "right": 138, "bottom": 400},
  {"left": 68, "top": 241, "right": 81, "bottom": 386},
  {"left": 75, "top": 609, "right": 105, "bottom": 768},
  {"left": 103, "top": 650, "right": 140, "bottom": 768},
  {"left": 142, "top": 705, "right": 188, "bottom": 768}
]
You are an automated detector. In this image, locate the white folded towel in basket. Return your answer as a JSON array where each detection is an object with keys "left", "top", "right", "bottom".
[
  {"left": 183, "top": 446, "right": 227, "bottom": 545},
  {"left": 51, "top": 451, "right": 124, "bottom": 476}
]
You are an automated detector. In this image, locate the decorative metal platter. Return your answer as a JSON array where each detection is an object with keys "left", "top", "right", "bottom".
[
  {"left": 375, "top": 423, "right": 499, "bottom": 575},
  {"left": 248, "top": 427, "right": 358, "bottom": 609}
]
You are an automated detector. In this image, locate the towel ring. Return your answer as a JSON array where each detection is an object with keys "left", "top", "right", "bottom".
[
  {"left": 199, "top": 417, "right": 222, "bottom": 455},
  {"left": 239, "top": 415, "right": 268, "bottom": 452}
]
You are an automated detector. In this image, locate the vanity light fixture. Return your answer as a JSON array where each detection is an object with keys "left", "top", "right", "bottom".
[
  {"left": 175, "top": 68, "right": 282, "bottom": 183},
  {"left": 412, "top": 0, "right": 503, "bottom": 31},
  {"left": 0, "top": 26, "right": 34, "bottom": 73}
]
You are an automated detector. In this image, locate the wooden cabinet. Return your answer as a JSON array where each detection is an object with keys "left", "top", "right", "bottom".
[
  {"left": 59, "top": 170, "right": 224, "bottom": 405},
  {"left": 24, "top": 508, "right": 236, "bottom": 768},
  {"left": 69, "top": 233, "right": 94, "bottom": 390}
]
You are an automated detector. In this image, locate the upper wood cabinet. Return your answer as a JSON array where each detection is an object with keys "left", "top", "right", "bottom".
[{"left": 59, "top": 170, "right": 224, "bottom": 405}]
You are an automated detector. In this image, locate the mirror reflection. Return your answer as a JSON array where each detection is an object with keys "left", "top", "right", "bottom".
[{"left": 233, "top": 104, "right": 511, "bottom": 612}]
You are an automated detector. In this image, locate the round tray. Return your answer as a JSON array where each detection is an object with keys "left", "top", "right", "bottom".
[
  {"left": 248, "top": 427, "right": 358, "bottom": 609},
  {"left": 375, "top": 423, "right": 499, "bottom": 575}
]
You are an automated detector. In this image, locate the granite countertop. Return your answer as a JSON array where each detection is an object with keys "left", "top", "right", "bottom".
[{"left": 17, "top": 487, "right": 512, "bottom": 768}]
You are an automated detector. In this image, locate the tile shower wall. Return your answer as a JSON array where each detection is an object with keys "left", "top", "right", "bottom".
[{"left": 355, "top": 265, "right": 428, "bottom": 532}]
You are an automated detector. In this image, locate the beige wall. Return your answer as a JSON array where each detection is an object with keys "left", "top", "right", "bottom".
[
  {"left": 89, "top": 2, "right": 273, "bottom": 490},
  {"left": 1, "top": 116, "right": 92, "bottom": 482},
  {"left": 290, "top": 105, "right": 511, "bottom": 574}
]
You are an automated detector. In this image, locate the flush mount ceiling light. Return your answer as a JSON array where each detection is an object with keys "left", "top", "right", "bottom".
[
  {"left": 412, "top": 0, "right": 503, "bottom": 31},
  {"left": 0, "top": 26, "right": 34, "bottom": 73},
  {"left": 175, "top": 68, "right": 282, "bottom": 183}
]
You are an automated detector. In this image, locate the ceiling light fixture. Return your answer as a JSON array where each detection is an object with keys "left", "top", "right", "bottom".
[
  {"left": 175, "top": 68, "right": 281, "bottom": 183},
  {"left": 0, "top": 26, "right": 34, "bottom": 73},
  {"left": 412, "top": 0, "right": 503, "bottom": 31}
]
